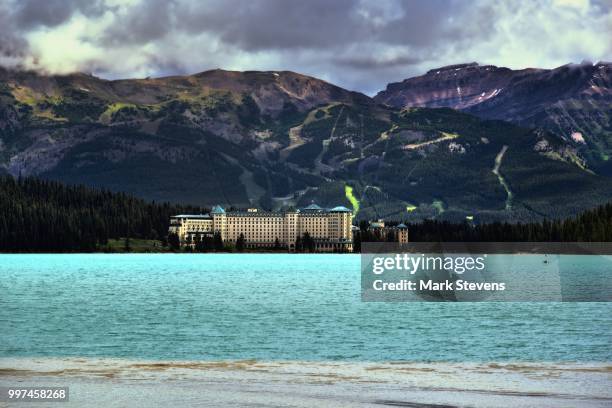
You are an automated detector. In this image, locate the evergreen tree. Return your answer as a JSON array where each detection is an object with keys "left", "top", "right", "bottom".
[
  {"left": 353, "top": 230, "right": 362, "bottom": 253},
  {"left": 213, "top": 232, "right": 224, "bottom": 251},
  {"left": 195, "top": 235, "right": 207, "bottom": 252},
  {"left": 168, "top": 232, "right": 180, "bottom": 251},
  {"left": 0, "top": 176, "right": 208, "bottom": 252},
  {"left": 302, "top": 232, "right": 315, "bottom": 253},
  {"left": 236, "top": 233, "right": 246, "bottom": 252}
]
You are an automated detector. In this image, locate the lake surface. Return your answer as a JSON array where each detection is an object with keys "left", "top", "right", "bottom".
[{"left": 1, "top": 254, "right": 610, "bottom": 362}]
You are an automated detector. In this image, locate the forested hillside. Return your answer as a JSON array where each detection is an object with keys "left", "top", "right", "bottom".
[
  {"left": 354, "top": 203, "right": 612, "bottom": 250},
  {"left": 2, "top": 67, "right": 611, "bottom": 223},
  {"left": 409, "top": 203, "right": 612, "bottom": 242},
  {"left": 0, "top": 176, "right": 206, "bottom": 252},
  {"left": 2, "top": 177, "right": 611, "bottom": 253}
]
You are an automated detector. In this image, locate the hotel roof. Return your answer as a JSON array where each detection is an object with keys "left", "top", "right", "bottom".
[
  {"left": 211, "top": 205, "right": 226, "bottom": 214},
  {"left": 302, "top": 203, "right": 323, "bottom": 211},
  {"left": 174, "top": 203, "right": 352, "bottom": 218}
]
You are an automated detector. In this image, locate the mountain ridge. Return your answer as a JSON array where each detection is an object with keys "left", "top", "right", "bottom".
[
  {"left": 375, "top": 61, "right": 612, "bottom": 175},
  {"left": 1, "top": 63, "right": 611, "bottom": 223}
]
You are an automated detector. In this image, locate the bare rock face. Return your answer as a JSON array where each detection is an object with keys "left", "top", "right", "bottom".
[
  {"left": 376, "top": 62, "right": 612, "bottom": 174},
  {"left": 375, "top": 62, "right": 611, "bottom": 121},
  {"left": 375, "top": 62, "right": 519, "bottom": 110}
]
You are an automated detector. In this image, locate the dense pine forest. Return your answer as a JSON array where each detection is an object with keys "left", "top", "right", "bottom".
[
  {"left": 407, "top": 209, "right": 612, "bottom": 242},
  {"left": 1, "top": 176, "right": 611, "bottom": 252},
  {"left": 0, "top": 176, "right": 207, "bottom": 252},
  {"left": 353, "top": 204, "right": 612, "bottom": 251}
]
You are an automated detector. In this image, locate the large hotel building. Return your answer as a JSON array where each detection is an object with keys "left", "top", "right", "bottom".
[{"left": 169, "top": 203, "right": 354, "bottom": 252}]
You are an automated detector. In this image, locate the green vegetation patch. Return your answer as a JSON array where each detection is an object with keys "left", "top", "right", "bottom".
[
  {"left": 104, "top": 238, "right": 170, "bottom": 253},
  {"left": 432, "top": 200, "right": 445, "bottom": 214},
  {"left": 99, "top": 102, "right": 137, "bottom": 123},
  {"left": 345, "top": 185, "right": 360, "bottom": 215}
]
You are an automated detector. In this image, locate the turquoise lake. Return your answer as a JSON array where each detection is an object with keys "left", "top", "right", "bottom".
[{"left": 0, "top": 254, "right": 610, "bottom": 362}]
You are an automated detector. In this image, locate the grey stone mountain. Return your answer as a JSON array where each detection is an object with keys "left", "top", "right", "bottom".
[{"left": 1, "top": 63, "right": 611, "bottom": 222}]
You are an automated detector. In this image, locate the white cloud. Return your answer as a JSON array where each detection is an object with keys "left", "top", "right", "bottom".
[
  {"left": 2, "top": 0, "right": 610, "bottom": 93},
  {"left": 453, "top": 0, "right": 611, "bottom": 69}
]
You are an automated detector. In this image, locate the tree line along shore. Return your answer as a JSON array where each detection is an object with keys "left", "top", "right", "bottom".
[{"left": 0, "top": 176, "right": 611, "bottom": 253}]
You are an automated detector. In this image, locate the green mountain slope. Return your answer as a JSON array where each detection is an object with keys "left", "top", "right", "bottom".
[{"left": 1, "top": 67, "right": 611, "bottom": 222}]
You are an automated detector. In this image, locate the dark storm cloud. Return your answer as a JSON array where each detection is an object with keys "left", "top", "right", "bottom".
[
  {"left": 90, "top": 0, "right": 470, "bottom": 87},
  {"left": 103, "top": 0, "right": 460, "bottom": 51},
  {"left": 0, "top": 0, "right": 610, "bottom": 94},
  {"left": 101, "top": 0, "right": 176, "bottom": 45},
  {"left": 175, "top": 0, "right": 361, "bottom": 50},
  {"left": 14, "top": 0, "right": 107, "bottom": 29},
  {"left": 335, "top": 54, "right": 424, "bottom": 70},
  {"left": 0, "top": 2, "right": 21, "bottom": 58}
]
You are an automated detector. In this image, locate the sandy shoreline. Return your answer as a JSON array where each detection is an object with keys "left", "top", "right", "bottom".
[{"left": 1, "top": 358, "right": 611, "bottom": 407}]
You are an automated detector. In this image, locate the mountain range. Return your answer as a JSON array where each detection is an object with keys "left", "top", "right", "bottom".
[
  {"left": 0, "top": 62, "right": 610, "bottom": 222},
  {"left": 376, "top": 61, "right": 612, "bottom": 175}
]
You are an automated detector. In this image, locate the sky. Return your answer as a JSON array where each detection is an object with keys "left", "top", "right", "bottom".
[{"left": 0, "top": 0, "right": 610, "bottom": 95}]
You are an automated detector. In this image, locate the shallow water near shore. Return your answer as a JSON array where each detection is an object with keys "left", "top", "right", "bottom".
[{"left": 1, "top": 357, "right": 611, "bottom": 407}]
